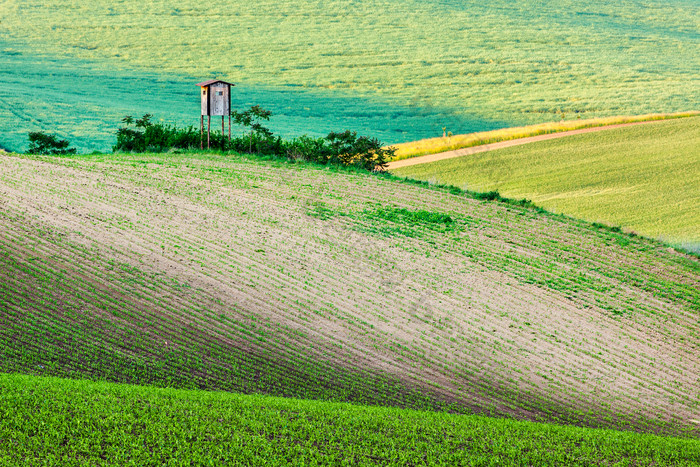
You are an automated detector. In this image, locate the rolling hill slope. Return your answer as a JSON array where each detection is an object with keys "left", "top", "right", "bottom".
[
  {"left": 1, "top": 152, "right": 698, "bottom": 437},
  {"left": 392, "top": 117, "right": 700, "bottom": 249}
]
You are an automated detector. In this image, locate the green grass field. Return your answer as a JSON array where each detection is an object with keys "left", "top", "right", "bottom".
[
  {"left": 392, "top": 117, "right": 700, "bottom": 249},
  {"left": 2, "top": 373, "right": 700, "bottom": 466},
  {"left": 1, "top": 0, "right": 699, "bottom": 151}
]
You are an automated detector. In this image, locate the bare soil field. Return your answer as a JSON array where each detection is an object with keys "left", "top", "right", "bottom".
[{"left": 0, "top": 153, "right": 698, "bottom": 435}]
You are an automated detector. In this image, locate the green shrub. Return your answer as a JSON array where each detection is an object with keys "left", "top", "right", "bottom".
[
  {"left": 27, "top": 131, "right": 76, "bottom": 155},
  {"left": 473, "top": 190, "right": 502, "bottom": 201},
  {"left": 283, "top": 135, "right": 326, "bottom": 163},
  {"left": 325, "top": 130, "right": 395, "bottom": 171},
  {"left": 114, "top": 114, "right": 201, "bottom": 152}
]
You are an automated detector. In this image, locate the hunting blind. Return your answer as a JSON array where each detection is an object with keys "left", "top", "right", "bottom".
[{"left": 196, "top": 79, "right": 235, "bottom": 149}]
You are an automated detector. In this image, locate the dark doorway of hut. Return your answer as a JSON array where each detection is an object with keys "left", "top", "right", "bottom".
[{"left": 196, "top": 79, "right": 235, "bottom": 150}]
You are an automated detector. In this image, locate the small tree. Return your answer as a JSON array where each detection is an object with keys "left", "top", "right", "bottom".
[
  {"left": 231, "top": 105, "right": 273, "bottom": 153},
  {"left": 114, "top": 114, "right": 154, "bottom": 152},
  {"left": 27, "top": 132, "right": 76, "bottom": 155}
]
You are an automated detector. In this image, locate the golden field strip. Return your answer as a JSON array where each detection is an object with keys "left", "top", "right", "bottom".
[{"left": 1, "top": 152, "right": 698, "bottom": 437}]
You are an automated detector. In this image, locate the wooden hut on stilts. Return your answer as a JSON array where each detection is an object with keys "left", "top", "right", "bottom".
[{"left": 196, "top": 79, "right": 235, "bottom": 150}]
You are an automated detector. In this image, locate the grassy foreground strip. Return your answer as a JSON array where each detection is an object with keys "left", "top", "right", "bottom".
[
  {"left": 1, "top": 374, "right": 699, "bottom": 466},
  {"left": 391, "top": 112, "right": 699, "bottom": 160}
]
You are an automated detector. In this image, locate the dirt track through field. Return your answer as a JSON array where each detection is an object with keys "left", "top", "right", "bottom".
[{"left": 387, "top": 120, "right": 661, "bottom": 170}]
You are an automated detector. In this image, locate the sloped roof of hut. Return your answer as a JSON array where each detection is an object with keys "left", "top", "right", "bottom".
[{"left": 195, "top": 79, "right": 236, "bottom": 87}]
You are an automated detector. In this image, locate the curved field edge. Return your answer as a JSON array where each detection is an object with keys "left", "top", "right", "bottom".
[
  {"left": 391, "top": 117, "right": 700, "bottom": 247},
  {"left": 2, "top": 374, "right": 700, "bottom": 466},
  {"left": 0, "top": 152, "right": 698, "bottom": 437},
  {"left": 390, "top": 112, "right": 700, "bottom": 160}
]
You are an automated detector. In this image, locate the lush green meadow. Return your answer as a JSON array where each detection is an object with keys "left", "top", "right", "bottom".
[
  {"left": 393, "top": 117, "right": 700, "bottom": 249},
  {"left": 2, "top": 373, "right": 699, "bottom": 466},
  {"left": 1, "top": 0, "right": 699, "bottom": 151}
]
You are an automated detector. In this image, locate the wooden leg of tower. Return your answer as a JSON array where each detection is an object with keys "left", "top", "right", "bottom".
[
  {"left": 207, "top": 116, "right": 211, "bottom": 149},
  {"left": 222, "top": 116, "right": 225, "bottom": 150},
  {"left": 200, "top": 115, "right": 203, "bottom": 150},
  {"left": 228, "top": 114, "right": 231, "bottom": 142}
]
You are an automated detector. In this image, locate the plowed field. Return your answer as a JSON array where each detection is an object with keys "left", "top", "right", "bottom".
[{"left": 1, "top": 152, "right": 698, "bottom": 435}]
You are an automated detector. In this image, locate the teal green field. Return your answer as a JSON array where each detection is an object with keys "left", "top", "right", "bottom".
[
  {"left": 0, "top": 38, "right": 466, "bottom": 153},
  {"left": 1, "top": 0, "right": 699, "bottom": 151},
  {"left": 393, "top": 118, "right": 700, "bottom": 251}
]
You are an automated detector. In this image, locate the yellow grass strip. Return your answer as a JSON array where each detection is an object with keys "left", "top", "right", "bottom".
[{"left": 390, "top": 112, "right": 700, "bottom": 161}]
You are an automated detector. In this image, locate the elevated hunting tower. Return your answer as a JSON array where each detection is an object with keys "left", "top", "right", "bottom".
[{"left": 196, "top": 79, "right": 235, "bottom": 149}]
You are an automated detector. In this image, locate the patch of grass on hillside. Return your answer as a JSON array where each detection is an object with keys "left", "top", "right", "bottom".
[
  {"left": 2, "top": 374, "right": 700, "bottom": 466},
  {"left": 374, "top": 207, "right": 454, "bottom": 226},
  {"left": 305, "top": 201, "right": 340, "bottom": 220},
  {"left": 392, "top": 117, "right": 700, "bottom": 246},
  {"left": 353, "top": 206, "right": 459, "bottom": 238}
]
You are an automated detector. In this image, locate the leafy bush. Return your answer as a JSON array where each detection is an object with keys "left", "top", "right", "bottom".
[
  {"left": 473, "top": 190, "right": 502, "bottom": 201},
  {"left": 284, "top": 135, "right": 333, "bottom": 164},
  {"left": 114, "top": 114, "right": 201, "bottom": 152},
  {"left": 281, "top": 132, "right": 395, "bottom": 171},
  {"left": 230, "top": 132, "right": 283, "bottom": 156},
  {"left": 325, "top": 130, "right": 395, "bottom": 171},
  {"left": 27, "top": 132, "right": 76, "bottom": 155}
]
